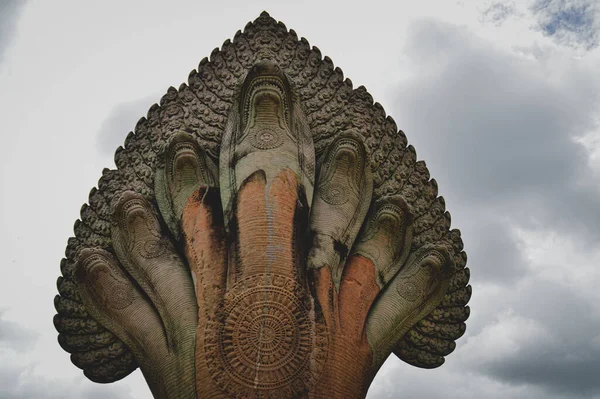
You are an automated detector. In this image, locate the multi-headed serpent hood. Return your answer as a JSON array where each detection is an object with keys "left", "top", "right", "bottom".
[{"left": 53, "top": 11, "right": 471, "bottom": 398}]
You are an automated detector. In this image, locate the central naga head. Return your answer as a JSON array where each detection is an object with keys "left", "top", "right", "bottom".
[
  {"left": 240, "top": 61, "right": 292, "bottom": 134},
  {"left": 54, "top": 12, "right": 470, "bottom": 399},
  {"left": 220, "top": 59, "right": 315, "bottom": 230}
]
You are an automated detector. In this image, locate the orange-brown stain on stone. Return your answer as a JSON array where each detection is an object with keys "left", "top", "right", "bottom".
[
  {"left": 182, "top": 186, "right": 227, "bottom": 311},
  {"left": 310, "top": 254, "right": 380, "bottom": 399},
  {"left": 235, "top": 168, "right": 302, "bottom": 281},
  {"left": 181, "top": 187, "right": 230, "bottom": 399},
  {"left": 235, "top": 170, "right": 269, "bottom": 280},
  {"left": 338, "top": 255, "right": 380, "bottom": 338},
  {"left": 267, "top": 168, "right": 301, "bottom": 279},
  {"left": 181, "top": 180, "right": 382, "bottom": 399}
]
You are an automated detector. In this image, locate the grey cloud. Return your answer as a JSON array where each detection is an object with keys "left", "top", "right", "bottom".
[
  {"left": 96, "top": 94, "right": 159, "bottom": 157},
  {"left": 481, "top": 1, "right": 518, "bottom": 26},
  {"left": 0, "top": 314, "right": 136, "bottom": 398},
  {"left": 492, "top": 356, "right": 600, "bottom": 397},
  {"left": 0, "top": 311, "right": 38, "bottom": 352},
  {"left": 387, "top": 18, "right": 600, "bottom": 397},
  {"left": 532, "top": 0, "right": 599, "bottom": 50},
  {"left": 0, "top": 351, "right": 136, "bottom": 399},
  {"left": 369, "top": 277, "right": 600, "bottom": 398},
  {"left": 464, "top": 279, "right": 600, "bottom": 396},
  {"left": 369, "top": 353, "right": 589, "bottom": 399},
  {"left": 0, "top": 370, "right": 135, "bottom": 399},
  {"left": 394, "top": 19, "right": 600, "bottom": 241},
  {"left": 457, "top": 212, "right": 527, "bottom": 284},
  {"left": 0, "top": 0, "right": 26, "bottom": 64}
]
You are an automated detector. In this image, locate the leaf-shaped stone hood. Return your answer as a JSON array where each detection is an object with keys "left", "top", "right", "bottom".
[{"left": 53, "top": 11, "right": 471, "bottom": 398}]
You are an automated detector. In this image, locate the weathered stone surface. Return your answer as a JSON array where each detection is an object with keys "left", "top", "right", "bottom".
[{"left": 54, "top": 11, "right": 471, "bottom": 398}]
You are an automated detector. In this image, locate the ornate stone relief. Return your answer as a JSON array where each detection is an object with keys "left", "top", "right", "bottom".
[{"left": 54, "top": 12, "right": 471, "bottom": 399}]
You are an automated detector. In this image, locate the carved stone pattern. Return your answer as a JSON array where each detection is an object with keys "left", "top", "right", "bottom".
[
  {"left": 204, "top": 274, "right": 328, "bottom": 398},
  {"left": 105, "top": 283, "right": 135, "bottom": 310},
  {"left": 140, "top": 240, "right": 168, "bottom": 259},
  {"left": 250, "top": 128, "right": 284, "bottom": 150},
  {"left": 55, "top": 11, "right": 470, "bottom": 382},
  {"left": 319, "top": 183, "right": 349, "bottom": 205},
  {"left": 398, "top": 282, "right": 421, "bottom": 302}
]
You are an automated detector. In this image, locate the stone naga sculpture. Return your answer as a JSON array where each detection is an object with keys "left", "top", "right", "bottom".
[{"left": 53, "top": 12, "right": 471, "bottom": 399}]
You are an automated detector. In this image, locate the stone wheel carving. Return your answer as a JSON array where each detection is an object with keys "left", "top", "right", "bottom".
[
  {"left": 204, "top": 274, "right": 328, "bottom": 398},
  {"left": 53, "top": 11, "right": 471, "bottom": 399}
]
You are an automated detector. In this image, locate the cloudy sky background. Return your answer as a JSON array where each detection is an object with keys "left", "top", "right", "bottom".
[{"left": 1, "top": 0, "right": 600, "bottom": 397}]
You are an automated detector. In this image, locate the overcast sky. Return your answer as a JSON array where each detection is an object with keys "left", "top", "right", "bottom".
[{"left": 1, "top": 0, "right": 600, "bottom": 398}]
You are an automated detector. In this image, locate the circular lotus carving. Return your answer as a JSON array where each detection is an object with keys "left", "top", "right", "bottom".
[
  {"left": 205, "top": 274, "right": 328, "bottom": 398},
  {"left": 320, "top": 183, "right": 350, "bottom": 205},
  {"left": 250, "top": 128, "right": 284, "bottom": 150}
]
